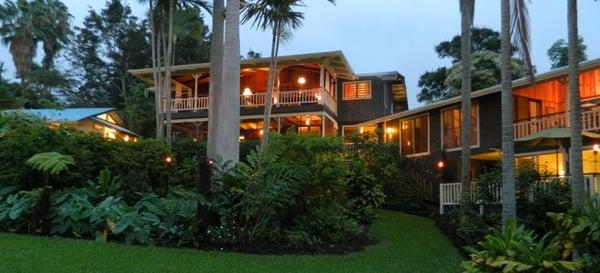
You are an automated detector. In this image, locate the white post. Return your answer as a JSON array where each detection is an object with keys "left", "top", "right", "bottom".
[
  {"left": 193, "top": 73, "right": 200, "bottom": 111},
  {"left": 439, "top": 183, "right": 444, "bottom": 215}
]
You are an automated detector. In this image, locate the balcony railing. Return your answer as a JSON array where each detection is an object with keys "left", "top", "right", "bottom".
[
  {"left": 513, "top": 107, "right": 600, "bottom": 139},
  {"left": 162, "top": 88, "right": 335, "bottom": 113}
]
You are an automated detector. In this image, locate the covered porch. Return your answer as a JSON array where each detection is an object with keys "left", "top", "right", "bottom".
[{"left": 171, "top": 112, "right": 338, "bottom": 141}]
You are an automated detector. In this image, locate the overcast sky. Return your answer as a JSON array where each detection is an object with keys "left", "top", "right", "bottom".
[{"left": 1, "top": 0, "right": 599, "bottom": 107}]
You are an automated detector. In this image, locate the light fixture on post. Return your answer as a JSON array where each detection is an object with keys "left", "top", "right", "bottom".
[
  {"left": 243, "top": 87, "right": 252, "bottom": 97},
  {"left": 297, "top": 76, "right": 306, "bottom": 85}
]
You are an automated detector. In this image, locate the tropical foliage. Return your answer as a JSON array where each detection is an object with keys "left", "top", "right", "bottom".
[{"left": 417, "top": 27, "right": 526, "bottom": 103}]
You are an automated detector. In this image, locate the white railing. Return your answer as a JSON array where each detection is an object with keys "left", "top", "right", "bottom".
[
  {"left": 513, "top": 108, "right": 600, "bottom": 139},
  {"left": 163, "top": 88, "right": 334, "bottom": 113},
  {"left": 439, "top": 175, "right": 600, "bottom": 214}
]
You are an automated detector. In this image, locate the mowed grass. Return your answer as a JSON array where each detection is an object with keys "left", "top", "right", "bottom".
[{"left": 0, "top": 210, "right": 462, "bottom": 273}]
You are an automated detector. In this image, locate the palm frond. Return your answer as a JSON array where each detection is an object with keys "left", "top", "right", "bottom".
[
  {"left": 26, "top": 152, "right": 75, "bottom": 175},
  {"left": 511, "top": 0, "right": 534, "bottom": 81}
]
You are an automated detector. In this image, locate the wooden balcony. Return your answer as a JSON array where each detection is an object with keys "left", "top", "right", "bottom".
[
  {"left": 162, "top": 88, "right": 337, "bottom": 114},
  {"left": 513, "top": 107, "right": 600, "bottom": 139}
]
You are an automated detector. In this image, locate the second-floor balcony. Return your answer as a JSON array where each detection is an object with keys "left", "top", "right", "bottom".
[
  {"left": 162, "top": 87, "right": 337, "bottom": 114},
  {"left": 513, "top": 107, "right": 600, "bottom": 139}
]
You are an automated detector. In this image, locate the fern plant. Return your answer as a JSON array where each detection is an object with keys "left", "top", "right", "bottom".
[{"left": 26, "top": 152, "right": 75, "bottom": 176}]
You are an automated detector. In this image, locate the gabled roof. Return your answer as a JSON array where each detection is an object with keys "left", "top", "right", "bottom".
[
  {"left": 352, "top": 57, "right": 600, "bottom": 127},
  {"left": 15, "top": 108, "right": 115, "bottom": 122},
  {"left": 128, "top": 50, "right": 356, "bottom": 81}
]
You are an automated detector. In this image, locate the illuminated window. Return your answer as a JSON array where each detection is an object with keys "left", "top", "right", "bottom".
[
  {"left": 442, "top": 104, "right": 478, "bottom": 149},
  {"left": 343, "top": 81, "right": 371, "bottom": 100},
  {"left": 97, "top": 113, "right": 116, "bottom": 124},
  {"left": 400, "top": 115, "right": 429, "bottom": 155}
]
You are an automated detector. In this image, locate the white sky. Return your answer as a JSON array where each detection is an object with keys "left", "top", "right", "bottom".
[{"left": 1, "top": 0, "right": 599, "bottom": 107}]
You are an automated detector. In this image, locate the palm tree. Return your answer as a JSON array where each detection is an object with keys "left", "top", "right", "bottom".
[
  {"left": 500, "top": 0, "right": 533, "bottom": 221},
  {"left": 567, "top": 0, "right": 584, "bottom": 209},
  {"left": 459, "top": 0, "right": 474, "bottom": 197},
  {"left": 217, "top": 0, "right": 241, "bottom": 163},
  {"left": 0, "top": 0, "right": 38, "bottom": 80},
  {"left": 206, "top": 0, "right": 224, "bottom": 159},
  {"left": 242, "top": 0, "right": 335, "bottom": 147},
  {"left": 34, "top": 0, "right": 71, "bottom": 70}
]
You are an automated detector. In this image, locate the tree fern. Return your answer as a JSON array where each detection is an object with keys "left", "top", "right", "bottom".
[{"left": 26, "top": 152, "right": 75, "bottom": 175}]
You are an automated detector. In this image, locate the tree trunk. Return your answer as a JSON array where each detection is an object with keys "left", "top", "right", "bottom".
[
  {"left": 164, "top": 0, "right": 175, "bottom": 145},
  {"left": 500, "top": 0, "right": 516, "bottom": 221},
  {"left": 207, "top": 0, "right": 225, "bottom": 160},
  {"left": 460, "top": 0, "right": 472, "bottom": 198},
  {"left": 568, "top": 0, "right": 584, "bottom": 209},
  {"left": 219, "top": 0, "right": 241, "bottom": 163},
  {"left": 149, "top": 0, "right": 163, "bottom": 139},
  {"left": 260, "top": 22, "right": 281, "bottom": 147}
]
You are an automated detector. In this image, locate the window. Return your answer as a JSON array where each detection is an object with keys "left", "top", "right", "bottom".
[
  {"left": 442, "top": 104, "right": 478, "bottom": 149},
  {"left": 400, "top": 115, "right": 429, "bottom": 155},
  {"left": 343, "top": 81, "right": 371, "bottom": 100}
]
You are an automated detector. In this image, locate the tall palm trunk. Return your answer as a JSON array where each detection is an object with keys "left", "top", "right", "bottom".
[
  {"left": 260, "top": 21, "right": 281, "bottom": 147},
  {"left": 207, "top": 0, "right": 225, "bottom": 159},
  {"left": 568, "top": 0, "right": 584, "bottom": 209},
  {"left": 500, "top": 0, "right": 516, "bottom": 221},
  {"left": 164, "top": 0, "right": 175, "bottom": 145},
  {"left": 149, "top": 0, "right": 163, "bottom": 139},
  {"left": 460, "top": 0, "right": 473, "bottom": 196},
  {"left": 219, "top": 0, "right": 241, "bottom": 163}
]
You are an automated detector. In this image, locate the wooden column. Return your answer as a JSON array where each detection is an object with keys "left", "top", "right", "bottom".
[
  {"left": 193, "top": 73, "right": 200, "bottom": 111},
  {"left": 319, "top": 63, "right": 325, "bottom": 105},
  {"left": 322, "top": 114, "right": 325, "bottom": 137}
]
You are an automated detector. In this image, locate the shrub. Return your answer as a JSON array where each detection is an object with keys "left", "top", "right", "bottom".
[
  {"left": 550, "top": 199, "right": 600, "bottom": 272},
  {"left": 0, "top": 188, "right": 43, "bottom": 232},
  {"left": 463, "top": 221, "right": 580, "bottom": 273}
]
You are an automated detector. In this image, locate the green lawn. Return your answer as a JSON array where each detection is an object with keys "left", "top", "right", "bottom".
[{"left": 0, "top": 210, "right": 462, "bottom": 273}]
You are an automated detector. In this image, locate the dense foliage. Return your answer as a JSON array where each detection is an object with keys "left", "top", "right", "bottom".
[
  {"left": 0, "top": 113, "right": 385, "bottom": 250},
  {"left": 417, "top": 27, "right": 526, "bottom": 103}
]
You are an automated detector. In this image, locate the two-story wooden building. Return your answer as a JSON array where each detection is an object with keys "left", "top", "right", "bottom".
[
  {"left": 352, "top": 58, "right": 600, "bottom": 181},
  {"left": 129, "top": 51, "right": 408, "bottom": 141}
]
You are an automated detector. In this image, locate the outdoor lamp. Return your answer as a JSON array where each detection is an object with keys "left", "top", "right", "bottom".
[
  {"left": 437, "top": 161, "right": 445, "bottom": 169},
  {"left": 123, "top": 135, "right": 130, "bottom": 142},
  {"left": 298, "top": 76, "right": 306, "bottom": 85},
  {"left": 594, "top": 143, "right": 600, "bottom": 155},
  {"left": 165, "top": 156, "right": 173, "bottom": 164},
  {"left": 386, "top": 127, "right": 394, "bottom": 134},
  {"left": 305, "top": 119, "right": 310, "bottom": 126},
  {"left": 243, "top": 87, "right": 252, "bottom": 97},
  {"left": 359, "top": 127, "right": 364, "bottom": 134}
]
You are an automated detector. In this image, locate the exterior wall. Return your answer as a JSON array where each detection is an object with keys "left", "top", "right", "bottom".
[{"left": 336, "top": 75, "right": 406, "bottom": 128}]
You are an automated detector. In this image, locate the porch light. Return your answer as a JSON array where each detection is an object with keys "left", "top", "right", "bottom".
[
  {"left": 133, "top": 137, "right": 138, "bottom": 143},
  {"left": 359, "top": 127, "right": 364, "bottom": 134},
  {"left": 165, "top": 156, "right": 173, "bottom": 164},
  {"left": 298, "top": 76, "right": 306, "bottom": 85},
  {"left": 193, "top": 138, "right": 198, "bottom": 142},
  {"left": 558, "top": 169, "right": 565, "bottom": 177},
  {"left": 305, "top": 119, "right": 310, "bottom": 126},
  {"left": 386, "top": 127, "right": 394, "bottom": 134},
  {"left": 437, "top": 161, "right": 445, "bottom": 169},
  {"left": 243, "top": 87, "right": 253, "bottom": 97},
  {"left": 594, "top": 143, "right": 600, "bottom": 153},
  {"left": 259, "top": 129, "right": 264, "bottom": 135},
  {"left": 239, "top": 135, "right": 245, "bottom": 141},
  {"left": 123, "top": 135, "right": 130, "bottom": 142}
]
